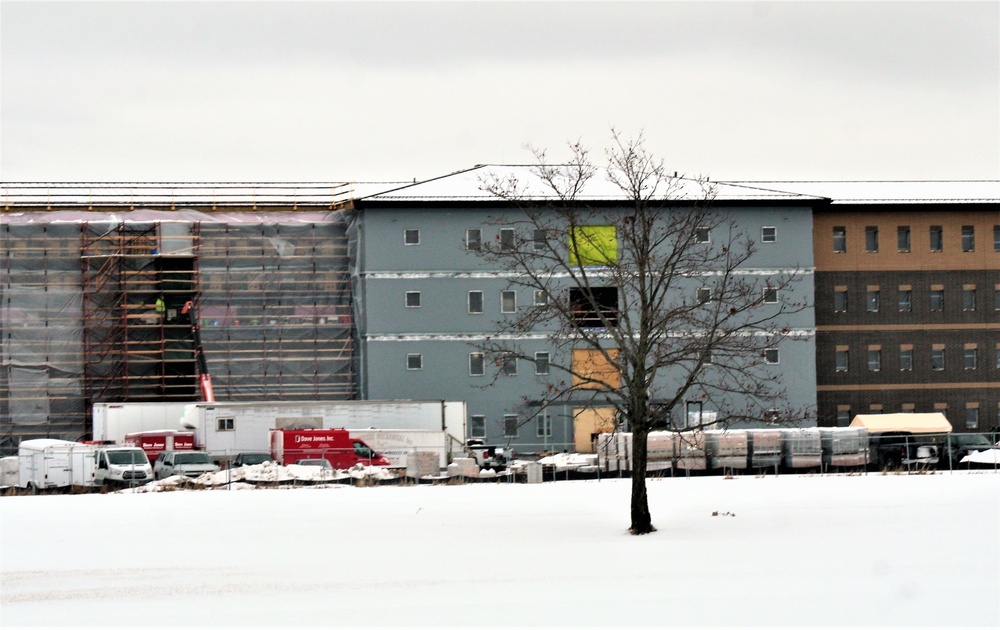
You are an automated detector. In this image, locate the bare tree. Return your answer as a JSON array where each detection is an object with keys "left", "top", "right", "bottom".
[{"left": 475, "top": 131, "right": 810, "bottom": 535}]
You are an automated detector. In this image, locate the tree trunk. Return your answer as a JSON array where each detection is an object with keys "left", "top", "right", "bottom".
[{"left": 629, "top": 425, "right": 655, "bottom": 534}]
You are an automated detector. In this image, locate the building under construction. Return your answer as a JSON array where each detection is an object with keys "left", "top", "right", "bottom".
[{"left": 1, "top": 183, "right": 372, "bottom": 453}]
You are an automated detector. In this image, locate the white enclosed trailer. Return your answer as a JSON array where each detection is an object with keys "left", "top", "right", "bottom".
[
  {"left": 179, "top": 400, "right": 466, "bottom": 461},
  {"left": 349, "top": 429, "right": 454, "bottom": 469},
  {"left": 92, "top": 402, "right": 191, "bottom": 444},
  {"left": 18, "top": 439, "right": 97, "bottom": 491}
]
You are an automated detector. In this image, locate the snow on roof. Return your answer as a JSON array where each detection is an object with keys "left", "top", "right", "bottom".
[
  {"left": 358, "top": 165, "right": 827, "bottom": 204},
  {"left": 0, "top": 182, "right": 407, "bottom": 210},
  {"left": 720, "top": 180, "right": 1000, "bottom": 204}
]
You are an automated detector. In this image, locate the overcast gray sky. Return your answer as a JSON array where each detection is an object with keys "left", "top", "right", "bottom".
[{"left": 2, "top": 1, "right": 997, "bottom": 183}]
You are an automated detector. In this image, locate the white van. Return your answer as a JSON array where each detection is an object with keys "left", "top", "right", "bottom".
[{"left": 94, "top": 446, "right": 152, "bottom": 486}]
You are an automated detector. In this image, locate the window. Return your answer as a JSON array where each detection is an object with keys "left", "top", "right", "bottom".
[
  {"left": 469, "top": 353, "right": 485, "bottom": 376},
  {"left": 965, "top": 407, "right": 979, "bottom": 430},
  {"left": 834, "top": 289, "right": 848, "bottom": 313},
  {"left": 501, "top": 355, "right": 517, "bottom": 376},
  {"left": 866, "top": 289, "right": 880, "bottom": 313},
  {"left": 995, "top": 288, "right": 1000, "bottom": 311},
  {"left": 569, "top": 225, "right": 617, "bottom": 266},
  {"left": 865, "top": 226, "right": 879, "bottom": 252},
  {"left": 533, "top": 290, "right": 548, "bottom": 306},
  {"left": 994, "top": 225, "right": 1000, "bottom": 251},
  {"left": 405, "top": 291, "right": 421, "bottom": 308},
  {"left": 867, "top": 349, "right": 881, "bottom": 372},
  {"left": 931, "top": 348, "right": 945, "bottom": 371},
  {"left": 836, "top": 408, "right": 851, "bottom": 426},
  {"left": 501, "top": 290, "right": 516, "bottom": 313},
  {"left": 929, "top": 225, "right": 943, "bottom": 252},
  {"left": 930, "top": 289, "right": 944, "bottom": 312},
  {"left": 963, "top": 288, "right": 976, "bottom": 311},
  {"left": 697, "top": 287, "right": 712, "bottom": 304},
  {"left": 964, "top": 348, "right": 977, "bottom": 370},
  {"left": 899, "top": 348, "right": 913, "bottom": 371},
  {"left": 833, "top": 226, "right": 846, "bottom": 253},
  {"left": 217, "top": 417, "right": 234, "bottom": 431},
  {"left": 532, "top": 228, "right": 546, "bottom": 252},
  {"left": 404, "top": 229, "right": 420, "bottom": 245},
  {"left": 695, "top": 227, "right": 711, "bottom": 243},
  {"left": 499, "top": 228, "right": 515, "bottom": 251},
  {"left": 468, "top": 291, "right": 483, "bottom": 314},
  {"left": 897, "top": 226, "right": 911, "bottom": 252},
  {"left": 761, "top": 226, "right": 776, "bottom": 243},
  {"left": 763, "top": 288, "right": 778, "bottom": 304},
  {"left": 407, "top": 353, "right": 423, "bottom": 370},
  {"left": 835, "top": 349, "right": 849, "bottom": 372},
  {"left": 536, "top": 413, "right": 553, "bottom": 438},
  {"left": 469, "top": 415, "right": 486, "bottom": 438},
  {"left": 534, "top": 351, "right": 550, "bottom": 375},
  {"left": 898, "top": 289, "right": 912, "bottom": 313},
  {"left": 764, "top": 348, "right": 779, "bottom": 364},
  {"left": 961, "top": 226, "right": 975, "bottom": 252},
  {"left": 503, "top": 414, "right": 519, "bottom": 438},
  {"left": 569, "top": 287, "right": 619, "bottom": 328},
  {"left": 466, "top": 228, "right": 482, "bottom": 251}
]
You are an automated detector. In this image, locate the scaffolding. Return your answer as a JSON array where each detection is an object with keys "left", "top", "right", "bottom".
[{"left": 1, "top": 184, "right": 359, "bottom": 453}]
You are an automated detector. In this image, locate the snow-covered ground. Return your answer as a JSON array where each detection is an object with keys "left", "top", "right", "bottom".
[{"left": 2, "top": 472, "right": 998, "bottom": 628}]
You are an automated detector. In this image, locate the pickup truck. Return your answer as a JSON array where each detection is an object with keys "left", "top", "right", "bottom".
[{"left": 153, "top": 450, "right": 220, "bottom": 480}]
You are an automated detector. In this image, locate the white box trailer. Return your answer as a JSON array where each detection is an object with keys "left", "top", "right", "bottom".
[
  {"left": 179, "top": 400, "right": 467, "bottom": 461},
  {"left": 92, "top": 402, "right": 191, "bottom": 443},
  {"left": 18, "top": 439, "right": 97, "bottom": 492}
]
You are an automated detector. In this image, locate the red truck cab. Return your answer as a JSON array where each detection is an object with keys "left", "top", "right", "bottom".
[
  {"left": 124, "top": 430, "right": 196, "bottom": 468},
  {"left": 270, "top": 428, "right": 390, "bottom": 469}
]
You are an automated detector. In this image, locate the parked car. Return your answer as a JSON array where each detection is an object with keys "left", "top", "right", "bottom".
[
  {"left": 941, "top": 433, "right": 995, "bottom": 468},
  {"left": 232, "top": 452, "right": 272, "bottom": 467},
  {"left": 154, "top": 450, "right": 220, "bottom": 480},
  {"left": 293, "top": 459, "right": 333, "bottom": 470}
]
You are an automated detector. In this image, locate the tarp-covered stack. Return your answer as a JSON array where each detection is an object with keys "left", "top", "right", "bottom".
[
  {"left": 748, "top": 429, "right": 782, "bottom": 469},
  {"left": 781, "top": 428, "right": 822, "bottom": 469},
  {"left": 819, "top": 427, "right": 869, "bottom": 469},
  {"left": 705, "top": 430, "right": 748, "bottom": 471},
  {"left": 675, "top": 431, "right": 707, "bottom": 470}
]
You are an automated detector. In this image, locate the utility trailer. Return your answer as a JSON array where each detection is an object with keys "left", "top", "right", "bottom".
[{"left": 17, "top": 439, "right": 96, "bottom": 492}]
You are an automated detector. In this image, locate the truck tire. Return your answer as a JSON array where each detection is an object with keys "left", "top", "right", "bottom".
[{"left": 883, "top": 452, "right": 901, "bottom": 471}]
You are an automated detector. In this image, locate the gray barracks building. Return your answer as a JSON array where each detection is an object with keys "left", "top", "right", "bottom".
[{"left": 2, "top": 174, "right": 997, "bottom": 454}]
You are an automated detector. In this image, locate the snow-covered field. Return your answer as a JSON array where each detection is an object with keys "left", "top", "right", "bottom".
[{"left": 2, "top": 472, "right": 998, "bottom": 628}]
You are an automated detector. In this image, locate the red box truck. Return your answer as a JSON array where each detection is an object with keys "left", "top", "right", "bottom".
[
  {"left": 270, "top": 428, "right": 390, "bottom": 469},
  {"left": 124, "top": 430, "right": 196, "bottom": 467}
]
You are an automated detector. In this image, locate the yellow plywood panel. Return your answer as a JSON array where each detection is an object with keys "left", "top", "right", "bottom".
[
  {"left": 572, "top": 348, "right": 621, "bottom": 389},
  {"left": 573, "top": 407, "right": 617, "bottom": 453},
  {"left": 569, "top": 225, "right": 617, "bottom": 267}
]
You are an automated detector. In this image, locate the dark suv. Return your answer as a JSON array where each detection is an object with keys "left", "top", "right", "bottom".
[{"left": 233, "top": 452, "right": 272, "bottom": 467}]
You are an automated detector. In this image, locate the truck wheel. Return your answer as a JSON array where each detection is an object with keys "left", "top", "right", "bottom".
[
  {"left": 26, "top": 482, "right": 37, "bottom": 496},
  {"left": 883, "top": 452, "right": 900, "bottom": 471}
]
